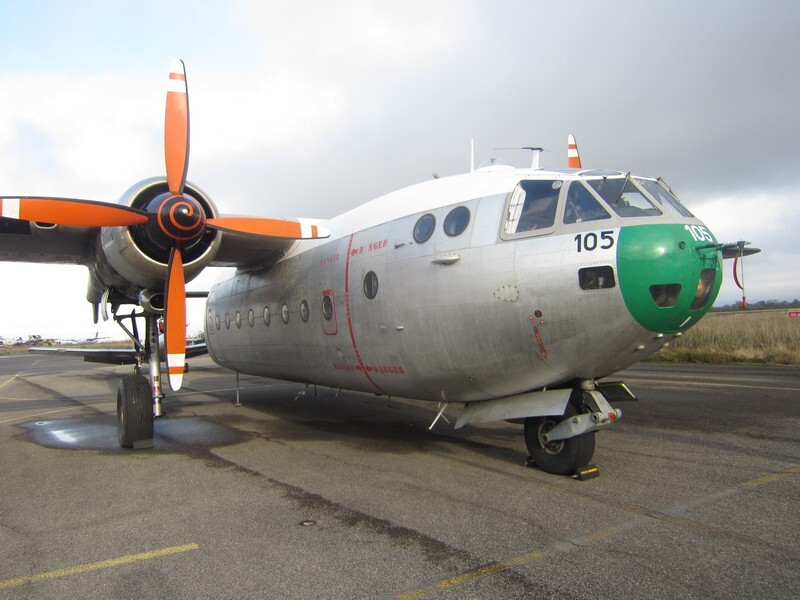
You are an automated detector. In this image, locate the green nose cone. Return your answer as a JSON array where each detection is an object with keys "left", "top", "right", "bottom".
[{"left": 617, "top": 224, "right": 722, "bottom": 333}]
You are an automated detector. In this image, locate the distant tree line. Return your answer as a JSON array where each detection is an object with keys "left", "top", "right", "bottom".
[{"left": 713, "top": 299, "right": 800, "bottom": 312}]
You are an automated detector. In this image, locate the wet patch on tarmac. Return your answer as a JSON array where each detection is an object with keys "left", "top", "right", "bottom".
[{"left": 21, "top": 414, "right": 248, "bottom": 451}]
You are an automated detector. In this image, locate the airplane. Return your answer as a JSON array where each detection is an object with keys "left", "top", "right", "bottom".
[{"left": 0, "top": 60, "right": 760, "bottom": 474}]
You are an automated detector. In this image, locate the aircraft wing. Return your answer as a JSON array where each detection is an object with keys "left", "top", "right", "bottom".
[
  {"left": 0, "top": 216, "right": 322, "bottom": 270},
  {"left": 209, "top": 223, "right": 326, "bottom": 269},
  {"left": 0, "top": 218, "right": 94, "bottom": 265},
  {"left": 29, "top": 343, "right": 208, "bottom": 366}
]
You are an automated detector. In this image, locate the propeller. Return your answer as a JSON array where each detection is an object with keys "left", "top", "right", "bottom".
[{"left": 1, "top": 59, "right": 330, "bottom": 391}]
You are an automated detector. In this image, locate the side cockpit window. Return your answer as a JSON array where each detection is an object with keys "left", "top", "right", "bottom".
[
  {"left": 587, "top": 177, "right": 662, "bottom": 218},
  {"left": 636, "top": 178, "right": 694, "bottom": 218},
  {"left": 504, "top": 180, "right": 562, "bottom": 235},
  {"left": 563, "top": 181, "right": 611, "bottom": 224}
]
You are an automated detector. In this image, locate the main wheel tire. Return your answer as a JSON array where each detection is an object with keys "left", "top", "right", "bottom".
[
  {"left": 524, "top": 403, "right": 595, "bottom": 475},
  {"left": 117, "top": 374, "right": 153, "bottom": 448}
]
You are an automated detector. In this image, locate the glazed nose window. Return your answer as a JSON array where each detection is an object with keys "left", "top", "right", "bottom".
[
  {"left": 649, "top": 284, "right": 682, "bottom": 308},
  {"left": 691, "top": 269, "right": 717, "bottom": 310}
]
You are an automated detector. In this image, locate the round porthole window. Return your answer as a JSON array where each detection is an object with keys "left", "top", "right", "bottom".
[
  {"left": 215, "top": 314, "right": 221, "bottom": 330},
  {"left": 444, "top": 206, "right": 470, "bottom": 237},
  {"left": 281, "top": 303, "right": 290, "bottom": 324},
  {"left": 363, "top": 271, "right": 379, "bottom": 299},
  {"left": 413, "top": 213, "right": 436, "bottom": 243},
  {"left": 225, "top": 313, "right": 230, "bottom": 329},
  {"left": 300, "top": 300, "right": 310, "bottom": 322},
  {"left": 248, "top": 309, "right": 255, "bottom": 328},
  {"left": 322, "top": 295, "right": 334, "bottom": 320},
  {"left": 263, "top": 306, "right": 271, "bottom": 326},
  {"left": 235, "top": 311, "right": 242, "bottom": 328}
]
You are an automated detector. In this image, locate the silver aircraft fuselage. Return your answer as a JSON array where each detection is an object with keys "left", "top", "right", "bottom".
[{"left": 206, "top": 164, "right": 722, "bottom": 405}]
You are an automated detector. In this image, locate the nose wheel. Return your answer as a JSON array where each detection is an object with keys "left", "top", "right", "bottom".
[{"left": 524, "top": 403, "right": 595, "bottom": 475}]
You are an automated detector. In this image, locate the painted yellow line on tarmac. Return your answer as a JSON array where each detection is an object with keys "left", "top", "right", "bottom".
[
  {"left": 396, "top": 466, "right": 800, "bottom": 599},
  {"left": 0, "top": 405, "right": 110, "bottom": 425},
  {"left": 0, "top": 543, "right": 199, "bottom": 590},
  {"left": 0, "top": 371, "right": 21, "bottom": 391},
  {"left": 743, "top": 465, "right": 800, "bottom": 488}
]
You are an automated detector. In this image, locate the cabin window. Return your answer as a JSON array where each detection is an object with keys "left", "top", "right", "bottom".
[
  {"left": 587, "top": 178, "right": 661, "bottom": 218},
  {"left": 281, "top": 304, "right": 290, "bottom": 324},
  {"left": 215, "top": 315, "right": 220, "bottom": 330},
  {"left": 225, "top": 313, "right": 231, "bottom": 329},
  {"left": 578, "top": 266, "right": 616, "bottom": 290},
  {"left": 322, "top": 294, "right": 334, "bottom": 320},
  {"left": 363, "top": 271, "right": 379, "bottom": 299},
  {"left": 235, "top": 311, "right": 242, "bottom": 328},
  {"left": 504, "top": 180, "right": 561, "bottom": 235},
  {"left": 263, "top": 306, "right": 271, "bottom": 326},
  {"left": 563, "top": 182, "right": 611, "bottom": 224},
  {"left": 443, "top": 206, "right": 470, "bottom": 237},
  {"left": 413, "top": 213, "right": 436, "bottom": 243},
  {"left": 248, "top": 309, "right": 255, "bottom": 328},
  {"left": 300, "top": 300, "right": 310, "bottom": 322}
]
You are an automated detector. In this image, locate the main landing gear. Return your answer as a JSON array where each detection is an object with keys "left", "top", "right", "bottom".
[{"left": 112, "top": 307, "right": 167, "bottom": 449}]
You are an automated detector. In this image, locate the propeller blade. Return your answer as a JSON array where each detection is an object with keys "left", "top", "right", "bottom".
[
  {"left": 206, "top": 217, "right": 330, "bottom": 239},
  {"left": 567, "top": 134, "right": 582, "bottom": 169},
  {"left": 0, "top": 196, "right": 148, "bottom": 227},
  {"left": 165, "top": 58, "right": 190, "bottom": 195},
  {"left": 164, "top": 247, "right": 187, "bottom": 391}
]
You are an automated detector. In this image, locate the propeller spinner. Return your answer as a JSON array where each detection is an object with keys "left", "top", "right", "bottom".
[{"left": 0, "top": 59, "right": 329, "bottom": 391}]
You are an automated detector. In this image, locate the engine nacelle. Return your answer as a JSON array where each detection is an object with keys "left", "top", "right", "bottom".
[{"left": 97, "top": 177, "right": 221, "bottom": 298}]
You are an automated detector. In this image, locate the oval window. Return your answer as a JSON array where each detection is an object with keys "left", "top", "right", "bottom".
[
  {"left": 322, "top": 295, "right": 334, "bottom": 320},
  {"left": 413, "top": 213, "right": 436, "bottom": 243},
  {"left": 281, "top": 303, "right": 290, "bottom": 324},
  {"left": 248, "top": 309, "right": 255, "bottom": 328},
  {"left": 443, "top": 206, "right": 470, "bottom": 237},
  {"left": 300, "top": 300, "right": 310, "bottom": 322},
  {"left": 263, "top": 306, "right": 271, "bottom": 326},
  {"left": 363, "top": 271, "right": 379, "bottom": 299},
  {"left": 235, "top": 311, "right": 242, "bottom": 328},
  {"left": 215, "top": 314, "right": 221, "bottom": 330},
  {"left": 225, "top": 313, "right": 230, "bottom": 329}
]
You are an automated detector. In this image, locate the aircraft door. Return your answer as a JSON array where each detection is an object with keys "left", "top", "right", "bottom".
[{"left": 321, "top": 289, "right": 338, "bottom": 335}]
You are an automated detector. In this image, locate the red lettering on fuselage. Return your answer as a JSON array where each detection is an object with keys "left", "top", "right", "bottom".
[{"left": 319, "top": 253, "right": 340, "bottom": 265}]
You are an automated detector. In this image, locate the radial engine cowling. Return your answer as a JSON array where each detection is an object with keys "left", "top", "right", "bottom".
[{"left": 98, "top": 177, "right": 220, "bottom": 294}]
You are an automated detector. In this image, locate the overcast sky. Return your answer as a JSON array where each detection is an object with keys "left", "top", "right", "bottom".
[{"left": 0, "top": 0, "right": 797, "bottom": 339}]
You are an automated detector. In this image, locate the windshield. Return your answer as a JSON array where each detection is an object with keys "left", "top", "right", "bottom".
[
  {"left": 563, "top": 181, "right": 611, "bottom": 224},
  {"left": 635, "top": 178, "right": 694, "bottom": 217},
  {"left": 587, "top": 177, "right": 661, "bottom": 218}
]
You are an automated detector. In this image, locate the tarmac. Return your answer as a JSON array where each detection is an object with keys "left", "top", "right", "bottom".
[{"left": 1, "top": 353, "right": 798, "bottom": 599}]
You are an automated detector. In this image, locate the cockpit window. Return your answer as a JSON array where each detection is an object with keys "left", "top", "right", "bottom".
[
  {"left": 587, "top": 177, "right": 661, "bottom": 218},
  {"left": 504, "top": 180, "right": 562, "bottom": 235},
  {"left": 636, "top": 178, "right": 694, "bottom": 218},
  {"left": 563, "top": 181, "right": 611, "bottom": 224}
]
